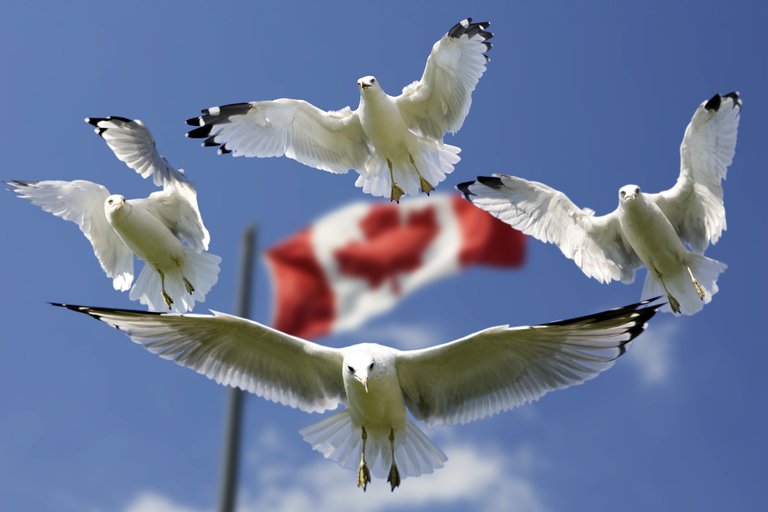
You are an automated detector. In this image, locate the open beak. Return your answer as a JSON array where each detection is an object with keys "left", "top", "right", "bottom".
[
  {"left": 359, "top": 82, "right": 371, "bottom": 89},
  {"left": 356, "top": 375, "right": 369, "bottom": 393}
]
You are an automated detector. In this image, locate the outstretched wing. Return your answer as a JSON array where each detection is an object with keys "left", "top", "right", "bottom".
[
  {"left": 396, "top": 299, "right": 661, "bottom": 427},
  {"left": 7, "top": 180, "right": 134, "bottom": 290},
  {"left": 186, "top": 100, "right": 370, "bottom": 173},
  {"left": 647, "top": 92, "right": 741, "bottom": 253},
  {"left": 396, "top": 18, "right": 492, "bottom": 139},
  {"left": 135, "top": 182, "right": 211, "bottom": 252},
  {"left": 55, "top": 304, "right": 346, "bottom": 414},
  {"left": 458, "top": 174, "right": 641, "bottom": 283},
  {"left": 85, "top": 116, "right": 189, "bottom": 187}
]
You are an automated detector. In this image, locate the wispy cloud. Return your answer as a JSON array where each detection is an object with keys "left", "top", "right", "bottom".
[
  {"left": 123, "top": 430, "right": 547, "bottom": 512},
  {"left": 627, "top": 319, "right": 680, "bottom": 385},
  {"left": 123, "top": 492, "right": 204, "bottom": 512}
]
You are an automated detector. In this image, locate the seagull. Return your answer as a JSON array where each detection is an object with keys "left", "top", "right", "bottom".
[
  {"left": 54, "top": 298, "right": 661, "bottom": 491},
  {"left": 8, "top": 116, "right": 221, "bottom": 313},
  {"left": 186, "top": 18, "right": 492, "bottom": 202},
  {"left": 458, "top": 92, "right": 741, "bottom": 315}
]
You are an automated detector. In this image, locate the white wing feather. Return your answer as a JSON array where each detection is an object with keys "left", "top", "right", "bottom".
[
  {"left": 134, "top": 182, "right": 210, "bottom": 252},
  {"left": 397, "top": 18, "right": 492, "bottom": 139},
  {"left": 60, "top": 305, "right": 346, "bottom": 414},
  {"left": 8, "top": 180, "right": 134, "bottom": 290},
  {"left": 647, "top": 92, "right": 741, "bottom": 253},
  {"left": 186, "top": 100, "right": 370, "bottom": 173},
  {"left": 396, "top": 300, "right": 660, "bottom": 427},
  {"left": 460, "top": 174, "right": 641, "bottom": 283},
  {"left": 85, "top": 116, "right": 189, "bottom": 187}
]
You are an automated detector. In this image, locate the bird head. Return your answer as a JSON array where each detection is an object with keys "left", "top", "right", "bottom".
[
  {"left": 357, "top": 75, "right": 379, "bottom": 93},
  {"left": 104, "top": 194, "right": 127, "bottom": 216},
  {"left": 344, "top": 354, "right": 377, "bottom": 393},
  {"left": 618, "top": 185, "right": 641, "bottom": 204}
]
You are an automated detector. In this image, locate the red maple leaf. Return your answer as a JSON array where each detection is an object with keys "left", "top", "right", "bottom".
[{"left": 333, "top": 204, "right": 440, "bottom": 295}]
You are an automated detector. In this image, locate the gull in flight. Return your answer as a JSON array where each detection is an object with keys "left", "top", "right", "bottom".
[
  {"left": 8, "top": 117, "right": 221, "bottom": 312},
  {"left": 458, "top": 92, "right": 741, "bottom": 315},
  {"left": 54, "top": 299, "right": 661, "bottom": 490},
  {"left": 186, "top": 18, "right": 492, "bottom": 202}
]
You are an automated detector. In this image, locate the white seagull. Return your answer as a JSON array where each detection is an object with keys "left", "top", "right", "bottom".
[
  {"left": 186, "top": 18, "right": 492, "bottom": 202},
  {"left": 8, "top": 116, "right": 221, "bottom": 313},
  {"left": 54, "top": 299, "right": 661, "bottom": 491},
  {"left": 458, "top": 92, "right": 741, "bottom": 315}
]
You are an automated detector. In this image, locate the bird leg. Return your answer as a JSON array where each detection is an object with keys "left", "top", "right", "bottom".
[
  {"left": 387, "top": 159, "right": 405, "bottom": 203},
  {"left": 386, "top": 428, "right": 401, "bottom": 491},
  {"left": 657, "top": 273, "right": 680, "bottom": 314},
  {"left": 158, "top": 270, "right": 174, "bottom": 309},
  {"left": 686, "top": 266, "right": 706, "bottom": 300},
  {"left": 357, "top": 426, "right": 371, "bottom": 491},
  {"left": 408, "top": 154, "right": 434, "bottom": 195},
  {"left": 174, "top": 259, "right": 195, "bottom": 294}
]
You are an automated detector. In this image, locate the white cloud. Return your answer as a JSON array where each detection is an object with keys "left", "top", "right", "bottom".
[
  {"left": 123, "top": 433, "right": 547, "bottom": 512},
  {"left": 123, "top": 492, "right": 204, "bottom": 512},
  {"left": 627, "top": 319, "right": 680, "bottom": 385}
]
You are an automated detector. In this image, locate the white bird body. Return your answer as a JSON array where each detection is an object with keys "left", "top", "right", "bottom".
[
  {"left": 56, "top": 299, "right": 661, "bottom": 490},
  {"left": 186, "top": 18, "right": 491, "bottom": 201},
  {"left": 106, "top": 196, "right": 186, "bottom": 270},
  {"left": 8, "top": 117, "right": 221, "bottom": 313},
  {"left": 459, "top": 92, "right": 740, "bottom": 315},
  {"left": 343, "top": 344, "right": 407, "bottom": 432},
  {"left": 618, "top": 186, "right": 687, "bottom": 272}
]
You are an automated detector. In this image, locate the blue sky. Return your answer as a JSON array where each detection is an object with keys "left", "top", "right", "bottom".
[{"left": 1, "top": 1, "right": 766, "bottom": 511}]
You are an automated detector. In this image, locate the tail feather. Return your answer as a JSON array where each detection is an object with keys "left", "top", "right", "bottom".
[
  {"left": 355, "top": 141, "right": 461, "bottom": 199},
  {"left": 300, "top": 411, "right": 447, "bottom": 481},
  {"left": 642, "top": 254, "right": 727, "bottom": 315},
  {"left": 128, "top": 248, "right": 221, "bottom": 313}
]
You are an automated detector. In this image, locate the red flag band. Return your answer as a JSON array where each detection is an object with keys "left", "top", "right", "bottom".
[{"left": 265, "top": 195, "right": 525, "bottom": 339}]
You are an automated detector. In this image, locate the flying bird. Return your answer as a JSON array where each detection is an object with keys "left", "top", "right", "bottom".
[
  {"left": 458, "top": 92, "right": 741, "bottom": 315},
  {"left": 54, "top": 298, "right": 661, "bottom": 491},
  {"left": 186, "top": 18, "right": 492, "bottom": 202},
  {"left": 8, "top": 117, "right": 221, "bottom": 313}
]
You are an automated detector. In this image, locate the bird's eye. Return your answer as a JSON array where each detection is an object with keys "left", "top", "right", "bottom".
[
  {"left": 371, "top": 78, "right": 376, "bottom": 83},
  {"left": 635, "top": 187, "right": 640, "bottom": 194},
  {"left": 368, "top": 362, "right": 375, "bottom": 370},
  {"left": 347, "top": 365, "right": 355, "bottom": 374},
  {"left": 620, "top": 191, "right": 625, "bottom": 197}
]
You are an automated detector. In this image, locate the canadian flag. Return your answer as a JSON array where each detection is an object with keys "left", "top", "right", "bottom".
[{"left": 265, "top": 194, "right": 525, "bottom": 338}]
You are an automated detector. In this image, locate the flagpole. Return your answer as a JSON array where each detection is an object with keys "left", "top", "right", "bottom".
[{"left": 217, "top": 224, "right": 257, "bottom": 512}]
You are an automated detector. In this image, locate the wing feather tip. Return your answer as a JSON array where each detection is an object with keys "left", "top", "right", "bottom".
[
  {"left": 455, "top": 180, "right": 476, "bottom": 199},
  {"left": 476, "top": 175, "right": 504, "bottom": 189}
]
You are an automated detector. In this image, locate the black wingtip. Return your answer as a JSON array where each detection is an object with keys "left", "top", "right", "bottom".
[
  {"left": 477, "top": 175, "right": 504, "bottom": 189},
  {"left": 447, "top": 18, "right": 493, "bottom": 43},
  {"left": 186, "top": 124, "right": 213, "bottom": 139},
  {"left": 723, "top": 91, "right": 741, "bottom": 109},
  {"left": 704, "top": 93, "right": 722, "bottom": 112},
  {"left": 6, "top": 179, "right": 36, "bottom": 188},
  {"left": 186, "top": 116, "right": 202, "bottom": 127},
  {"left": 455, "top": 181, "right": 476, "bottom": 199}
]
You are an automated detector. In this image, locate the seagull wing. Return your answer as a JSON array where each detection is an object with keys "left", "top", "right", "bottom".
[
  {"left": 134, "top": 182, "right": 211, "bottom": 252},
  {"left": 55, "top": 304, "right": 347, "bottom": 414},
  {"left": 397, "top": 299, "right": 660, "bottom": 427},
  {"left": 458, "top": 174, "right": 641, "bottom": 283},
  {"left": 85, "top": 116, "right": 189, "bottom": 187},
  {"left": 647, "top": 92, "right": 741, "bottom": 253},
  {"left": 396, "top": 18, "right": 492, "bottom": 139},
  {"left": 8, "top": 180, "right": 134, "bottom": 290},
  {"left": 186, "top": 100, "right": 370, "bottom": 173}
]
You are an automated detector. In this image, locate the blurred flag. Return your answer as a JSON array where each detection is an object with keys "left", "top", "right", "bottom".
[{"left": 265, "top": 194, "right": 525, "bottom": 338}]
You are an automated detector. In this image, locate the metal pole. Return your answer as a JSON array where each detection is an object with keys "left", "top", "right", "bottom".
[{"left": 217, "top": 225, "right": 257, "bottom": 512}]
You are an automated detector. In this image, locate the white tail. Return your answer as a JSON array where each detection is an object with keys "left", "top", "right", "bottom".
[
  {"left": 129, "top": 248, "right": 221, "bottom": 312},
  {"left": 355, "top": 141, "right": 461, "bottom": 199},
  {"left": 300, "top": 410, "right": 447, "bottom": 480},
  {"left": 642, "top": 253, "right": 727, "bottom": 315}
]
